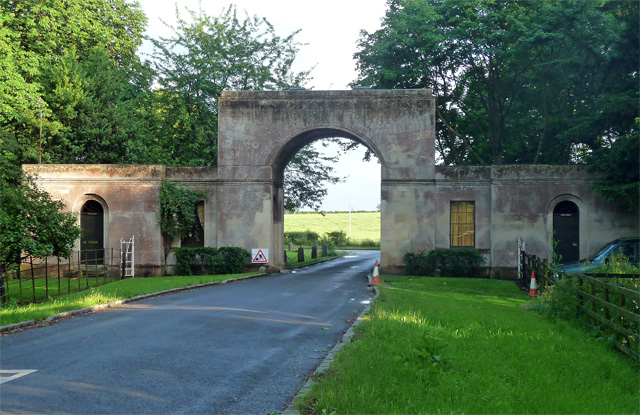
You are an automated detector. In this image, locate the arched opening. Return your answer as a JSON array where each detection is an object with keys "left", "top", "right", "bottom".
[
  {"left": 216, "top": 89, "right": 437, "bottom": 271},
  {"left": 272, "top": 129, "right": 383, "bottom": 265},
  {"left": 81, "top": 200, "right": 105, "bottom": 264},
  {"left": 553, "top": 200, "right": 580, "bottom": 263}
]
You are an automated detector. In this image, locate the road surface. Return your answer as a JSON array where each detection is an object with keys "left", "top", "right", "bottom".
[{"left": 0, "top": 250, "right": 378, "bottom": 414}]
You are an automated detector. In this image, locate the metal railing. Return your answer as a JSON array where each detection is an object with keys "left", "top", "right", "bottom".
[{"left": 1, "top": 248, "right": 123, "bottom": 306}]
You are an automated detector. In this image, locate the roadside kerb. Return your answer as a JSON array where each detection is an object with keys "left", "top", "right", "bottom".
[{"left": 283, "top": 286, "right": 380, "bottom": 415}]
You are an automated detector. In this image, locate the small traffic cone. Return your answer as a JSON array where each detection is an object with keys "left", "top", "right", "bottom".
[
  {"left": 528, "top": 271, "right": 538, "bottom": 297},
  {"left": 371, "top": 260, "right": 380, "bottom": 286}
]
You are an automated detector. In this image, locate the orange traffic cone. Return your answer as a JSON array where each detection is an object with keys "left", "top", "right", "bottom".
[
  {"left": 371, "top": 260, "right": 380, "bottom": 286},
  {"left": 528, "top": 271, "right": 538, "bottom": 297}
]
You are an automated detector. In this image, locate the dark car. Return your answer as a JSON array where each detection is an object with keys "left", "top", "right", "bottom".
[{"left": 558, "top": 237, "right": 639, "bottom": 274}]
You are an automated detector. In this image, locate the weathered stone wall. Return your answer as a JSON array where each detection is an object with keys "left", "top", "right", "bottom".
[
  {"left": 217, "top": 89, "right": 436, "bottom": 270},
  {"left": 22, "top": 90, "right": 639, "bottom": 279},
  {"left": 23, "top": 165, "right": 217, "bottom": 276},
  {"left": 435, "top": 165, "right": 638, "bottom": 278}
]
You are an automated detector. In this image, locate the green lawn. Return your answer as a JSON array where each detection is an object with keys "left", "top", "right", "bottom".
[
  {"left": 4, "top": 276, "right": 115, "bottom": 305},
  {"left": 0, "top": 273, "right": 258, "bottom": 326},
  {"left": 285, "top": 211, "right": 380, "bottom": 242},
  {"left": 298, "top": 276, "right": 639, "bottom": 414}
]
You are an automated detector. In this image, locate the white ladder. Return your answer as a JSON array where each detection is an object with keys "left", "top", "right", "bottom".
[{"left": 120, "top": 236, "right": 135, "bottom": 278}]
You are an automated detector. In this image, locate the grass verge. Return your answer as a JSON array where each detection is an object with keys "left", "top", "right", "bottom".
[
  {"left": 0, "top": 272, "right": 258, "bottom": 327},
  {"left": 285, "top": 250, "right": 344, "bottom": 268},
  {"left": 298, "top": 276, "right": 639, "bottom": 414}
]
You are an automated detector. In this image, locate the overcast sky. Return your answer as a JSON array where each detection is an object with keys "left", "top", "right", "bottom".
[{"left": 137, "top": 0, "right": 387, "bottom": 211}]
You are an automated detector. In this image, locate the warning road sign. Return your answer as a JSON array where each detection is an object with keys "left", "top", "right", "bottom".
[{"left": 252, "top": 249, "right": 269, "bottom": 264}]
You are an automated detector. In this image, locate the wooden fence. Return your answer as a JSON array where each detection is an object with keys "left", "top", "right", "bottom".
[
  {"left": 0, "top": 249, "right": 123, "bottom": 306},
  {"left": 519, "top": 251, "right": 553, "bottom": 290},
  {"left": 575, "top": 273, "right": 639, "bottom": 359},
  {"left": 519, "top": 249, "right": 639, "bottom": 360}
]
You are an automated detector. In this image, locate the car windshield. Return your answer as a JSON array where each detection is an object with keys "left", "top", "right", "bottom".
[{"left": 586, "top": 242, "right": 615, "bottom": 261}]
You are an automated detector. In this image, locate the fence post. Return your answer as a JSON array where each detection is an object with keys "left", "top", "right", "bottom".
[
  {"left": 121, "top": 249, "right": 126, "bottom": 280},
  {"left": 0, "top": 262, "right": 5, "bottom": 305},
  {"left": 284, "top": 250, "right": 288, "bottom": 264},
  {"left": 311, "top": 246, "right": 318, "bottom": 259},
  {"left": 85, "top": 251, "right": 89, "bottom": 289},
  {"left": 77, "top": 251, "right": 81, "bottom": 292},
  {"left": 590, "top": 281, "right": 597, "bottom": 314},
  {"left": 45, "top": 257, "right": 49, "bottom": 300},
  {"left": 620, "top": 294, "right": 628, "bottom": 330},
  {"left": 322, "top": 244, "right": 328, "bottom": 257},
  {"left": 16, "top": 259, "right": 22, "bottom": 303},
  {"left": 30, "top": 256, "right": 36, "bottom": 303},
  {"left": 58, "top": 257, "right": 61, "bottom": 297},
  {"left": 68, "top": 256, "right": 71, "bottom": 295},
  {"left": 298, "top": 247, "right": 305, "bottom": 263}
]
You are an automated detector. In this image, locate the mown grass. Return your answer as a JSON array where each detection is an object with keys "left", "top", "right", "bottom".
[
  {"left": 4, "top": 276, "right": 116, "bottom": 305},
  {"left": 285, "top": 211, "right": 380, "bottom": 243},
  {"left": 0, "top": 272, "right": 258, "bottom": 326},
  {"left": 299, "top": 276, "right": 639, "bottom": 414}
]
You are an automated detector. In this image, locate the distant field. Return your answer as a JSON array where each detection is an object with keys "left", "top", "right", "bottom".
[{"left": 285, "top": 211, "right": 380, "bottom": 242}]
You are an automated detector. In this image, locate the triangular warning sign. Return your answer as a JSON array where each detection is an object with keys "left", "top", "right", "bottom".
[{"left": 252, "top": 249, "right": 268, "bottom": 263}]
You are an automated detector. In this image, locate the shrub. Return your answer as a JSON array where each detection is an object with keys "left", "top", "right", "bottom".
[
  {"left": 355, "top": 238, "right": 379, "bottom": 248},
  {"left": 591, "top": 251, "right": 640, "bottom": 275},
  {"left": 173, "top": 247, "right": 249, "bottom": 276},
  {"left": 404, "top": 249, "right": 486, "bottom": 277},
  {"left": 535, "top": 277, "right": 582, "bottom": 322},
  {"left": 324, "top": 231, "right": 349, "bottom": 246},
  {"left": 284, "top": 230, "right": 320, "bottom": 246}
]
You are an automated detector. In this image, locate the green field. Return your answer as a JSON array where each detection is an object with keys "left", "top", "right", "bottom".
[{"left": 285, "top": 211, "right": 380, "bottom": 242}]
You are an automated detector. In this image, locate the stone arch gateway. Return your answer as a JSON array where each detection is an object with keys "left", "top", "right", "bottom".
[
  {"left": 217, "top": 89, "right": 437, "bottom": 271},
  {"left": 23, "top": 89, "right": 638, "bottom": 277}
]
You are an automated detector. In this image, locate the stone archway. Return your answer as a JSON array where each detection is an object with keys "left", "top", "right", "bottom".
[{"left": 216, "top": 89, "right": 436, "bottom": 271}]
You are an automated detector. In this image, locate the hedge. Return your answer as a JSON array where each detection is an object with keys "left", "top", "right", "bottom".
[
  {"left": 173, "top": 247, "right": 250, "bottom": 276},
  {"left": 404, "top": 249, "right": 485, "bottom": 277}
]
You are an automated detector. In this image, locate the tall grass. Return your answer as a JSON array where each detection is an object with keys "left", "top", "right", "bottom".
[{"left": 299, "top": 277, "right": 639, "bottom": 414}]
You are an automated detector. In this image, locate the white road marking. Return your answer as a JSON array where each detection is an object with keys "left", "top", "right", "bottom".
[{"left": 0, "top": 369, "right": 37, "bottom": 384}]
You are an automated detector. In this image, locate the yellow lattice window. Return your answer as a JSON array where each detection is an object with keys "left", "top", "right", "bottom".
[{"left": 450, "top": 201, "right": 475, "bottom": 247}]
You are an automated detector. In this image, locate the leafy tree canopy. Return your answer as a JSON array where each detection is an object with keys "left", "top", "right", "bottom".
[
  {"left": 148, "top": 5, "right": 311, "bottom": 166},
  {"left": 353, "top": 0, "right": 638, "bottom": 209},
  {"left": 0, "top": 0, "right": 148, "bottom": 266},
  {"left": 0, "top": 0, "right": 150, "bottom": 167},
  {"left": 0, "top": 175, "right": 81, "bottom": 269}
]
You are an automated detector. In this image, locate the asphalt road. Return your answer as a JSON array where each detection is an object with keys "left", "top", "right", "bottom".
[{"left": 0, "top": 250, "right": 378, "bottom": 414}]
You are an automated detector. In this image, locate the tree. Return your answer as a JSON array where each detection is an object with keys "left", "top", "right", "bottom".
[
  {"left": 0, "top": 0, "right": 149, "bottom": 167},
  {"left": 150, "top": 6, "right": 343, "bottom": 211},
  {"left": 587, "top": 129, "right": 639, "bottom": 212},
  {"left": 353, "top": 0, "right": 638, "bottom": 167},
  {"left": 0, "top": 175, "right": 81, "bottom": 270},
  {"left": 149, "top": 5, "right": 310, "bottom": 166},
  {"left": 284, "top": 144, "right": 342, "bottom": 213}
]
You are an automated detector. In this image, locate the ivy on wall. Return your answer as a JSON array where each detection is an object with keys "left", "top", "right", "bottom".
[{"left": 159, "top": 181, "right": 206, "bottom": 242}]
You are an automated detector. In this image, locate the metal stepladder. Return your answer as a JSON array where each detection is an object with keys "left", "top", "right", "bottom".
[{"left": 120, "top": 236, "right": 135, "bottom": 278}]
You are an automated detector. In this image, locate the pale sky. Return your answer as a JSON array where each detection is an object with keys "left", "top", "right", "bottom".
[{"left": 136, "top": 0, "right": 387, "bottom": 211}]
